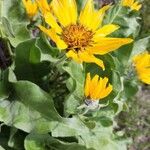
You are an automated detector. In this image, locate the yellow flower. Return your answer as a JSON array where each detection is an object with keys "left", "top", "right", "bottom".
[
  {"left": 22, "top": 0, "right": 38, "bottom": 19},
  {"left": 84, "top": 73, "right": 113, "bottom": 100},
  {"left": 39, "top": 0, "right": 133, "bottom": 70},
  {"left": 133, "top": 52, "right": 150, "bottom": 84},
  {"left": 122, "top": 0, "right": 142, "bottom": 11}
]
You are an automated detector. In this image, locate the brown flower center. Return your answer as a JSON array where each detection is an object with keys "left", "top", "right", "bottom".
[{"left": 61, "top": 24, "right": 93, "bottom": 50}]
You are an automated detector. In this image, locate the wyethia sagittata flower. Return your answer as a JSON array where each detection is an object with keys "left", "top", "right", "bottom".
[
  {"left": 39, "top": 0, "right": 133, "bottom": 70},
  {"left": 84, "top": 73, "right": 113, "bottom": 101},
  {"left": 22, "top": 0, "right": 38, "bottom": 18},
  {"left": 133, "top": 52, "right": 150, "bottom": 84},
  {"left": 122, "top": 0, "right": 142, "bottom": 11}
]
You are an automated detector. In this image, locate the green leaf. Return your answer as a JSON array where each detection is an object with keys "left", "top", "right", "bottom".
[
  {"left": 63, "top": 61, "right": 85, "bottom": 96},
  {"left": 8, "top": 23, "right": 30, "bottom": 47},
  {"left": 14, "top": 39, "right": 50, "bottom": 85},
  {"left": 98, "top": 116, "right": 113, "bottom": 127},
  {"left": 90, "top": 108, "right": 114, "bottom": 127},
  {"left": 35, "top": 36, "right": 59, "bottom": 62},
  {"left": 112, "top": 71, "right": 122, "bottom": 94},
  {"left": 66, "top": 77, "right": 75, "bottom": 92},
  {"left": 25, "top": 133, "right": 91, "bottom": 150},
  {"left": 0, "top": 146, "right": 5, "bottom": 150},
  {"left": 12, "top": 81, "right": 61, "bottom": 121},
  {"left": 122, "top": 16, "right": 140, "bottom": 38},
  {"left": 103, "top": 5, "right": 140, "bottom": 37},
  {"left": 64, "top": 94, "right": 80, "bottom": 115},
  {"left": 85, "top": 54, "right": 116, "bottom": 78},
  {"left": 130, "top": 36, "right": 150, "bottom": 58},
  {"left": 51, "top": 115, "right": 128, "bottom": 150},
  {"left": 63, "top": 61, "right": 84, "bottom": 87},
  {"left": 81, "top": 133, "right": 127, "bottom": 150},
  {"left": 103, "top": 5, "right": 123, "bottom": 24},
  {"left": 114, "top": 44, "right": 133, "bottom": 67},
  {"left": 103, "top": 54, "right": 116, "bottom": 70},
  {"left": 1, "top": 0, "right": 30, "bottom": 46},
  {"left": 63, "top": 61, "right": 85, "bottom": 115},
  {"left": 123, "top": 80, "right": 138, "bottom": 99},
  {"left": 8, "top": 128, "right": 25, "bottom": 150},
  {"left": 51, "top": 116, "right": 98, "bottom": 138},
  {"left": 112, "top": 76, "right": 125, "bottom": 114},
  {"left": 0, "top": 99, "right": 58, "bottom": 133},
  {"left": 25, "top": 133, "right": 50, "bottom": 150},
  {"left": 1, "top": 17, "right": 15, "bottom": 38},
  {"left": 65, "top": 77, "right": 83, "bottom": 115},
  {"left": 0, "top": 69, "right": 10, "bottom": 100},
  {"left": 0, "top": 124, "right": 13, "bottom": 150},
  {"left": 0, "top": 79, "right": 62, "bottom": 133}
]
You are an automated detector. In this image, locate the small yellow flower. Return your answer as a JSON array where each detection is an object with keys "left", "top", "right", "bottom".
[
  {"left": 133, "top": 52, "right": 150, "bottom": 84},
  {"left": 22, "top": 0, "right": 38, "bottom": 19},
  {"left": 39, "top": 0, "right": 133, "bottom": 70},
  {"left": 122, "top": 0, "right": 142, "bottom": 11},
  {"left": 84, "top": 73, "right": 113, "bottom": 101}
]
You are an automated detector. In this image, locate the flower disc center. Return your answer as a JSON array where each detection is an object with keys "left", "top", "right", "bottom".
[{"left": 62, "top": 24, "right": 93, "bottom": 50}]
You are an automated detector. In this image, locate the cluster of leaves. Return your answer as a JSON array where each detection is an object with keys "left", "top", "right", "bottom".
[{"left": 0, "top": 0, "right": 149, "bottom": 150}]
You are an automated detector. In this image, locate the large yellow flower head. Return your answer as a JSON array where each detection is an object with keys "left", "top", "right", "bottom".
[
  {"left": 22, "top": 0, "right": 38, "bottom": 19},
  {"left": 39, "top": 0, "right": 133, "bottom": 70},
  {"left": 133, "top": 52, "right": 150, "bottom": 84},
  {"left": 84, "top": 73, "right": 113, "bottom": 101},
  {"left": 122, "top": 0, "right": 142, "bottom": 11}
]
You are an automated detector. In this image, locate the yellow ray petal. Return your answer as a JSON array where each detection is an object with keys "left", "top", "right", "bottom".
[
  {"left": 92, "top": 77, "right": 103, "bottom": 99},
  {"left": 22, "top": 0, "right": 38, "bottom": 18},
  {"left": 61, "top": 0, "right": 77, "bottom": 24},
  {"left": 38, "top": 25, "right": 67, "bottom": 49},
  {"left": 101, "top": 77, "right": 109, "bottom": 92},
  {"left": 133, "top": 52, "right": 150, "bottom": 68},
  {"left": 85, "top": 75, "right": 113, "bottom": 100},
  {"left": 44, "top": 12, "right": 62, "bottom": 34},
  {"left": 84, "top": 73, "right": 91, "bottom": 98},
  {"left": 51, "top": 0, "right": 77, "bottom": 27},
  {"left": 88, "top": 38, "right": 133, "bottom": 55},
  {"left": 131, "top": 1, "right": 142, "bottom": 11},
  {"left": 122, "top": 0, "right": 134, "bottom": 6},
  {"left": 99, "top": 84, "right": 113, "bottom": 99},
  {"left": 66, "top": 50, "right": 81, "bottom": 63},
  {"left": 90, "top": 5, "right": 110, "bottom": 31},
  {"left": 122, "top": 0, "right": 141, "bottom": 11},
  {"left": 93, "top": 24, "right": 119, "bottom": 40},
  {"left": 90, "top": 74, "right": 99, "bottom": 99},
  {"left": 78, "top": 51, "right": 105, "bottom": 70},
  {"left": 133, "top": 52, "right": 150, "bottom": 84},
  {"left": 96, "top": 77, "right": 112, "bottom": 99},
  {"left": 79, "top": 0, "right": 94, "bottom": 29},
  {"left": 79, "top": 1, "right": 110, "bottom": 31},
  {"left": 138, "top": 73, "right": 150, "bottom": 84},
  {"left": 36, "top": 0, "right": 50, "bottom": 14},
  {"left": 51, "top": 0, "right": 69, "bottom": 26}
]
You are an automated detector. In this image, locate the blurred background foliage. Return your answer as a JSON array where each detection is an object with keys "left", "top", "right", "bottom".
[
  {"left": 116, "top": 0, "right": 150, "bottom": 150},
  {"left": 140, "top": 0, "right": 150, "bottom": 37}
]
